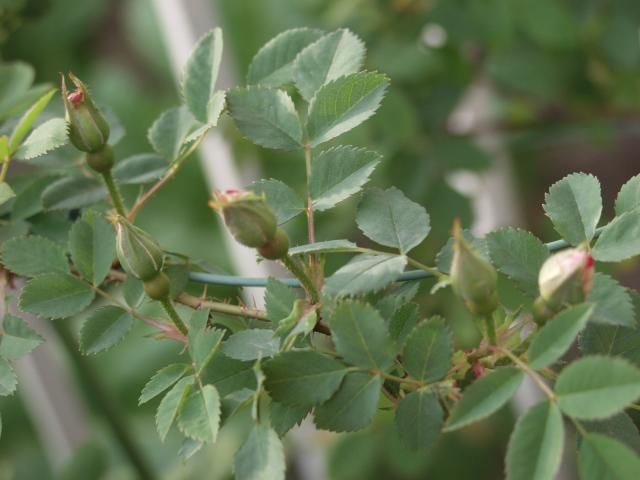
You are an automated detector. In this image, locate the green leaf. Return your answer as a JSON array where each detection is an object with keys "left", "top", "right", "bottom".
[
  {"left": 41, "top": 176, "right": 106, "bottom": 211},
  {"left": 178, "top": 385, "right": 221, "bottom": 443},
  {"left": 270, "top": 401, "right": 310, "bottom": 437},
  {"left": 201, "top": 353, "right": 257, "bottom": 397},
  {"left": 0, "top": 62, "right": 35, "bottom": 118},
  {"left": 310, "top": 146, "right": 380, "bottom": 212},
  {"left": 9, "top": 89, "right": 56, "bottom": 153},
  {"left": 330, "top": 301, "right": 394, "bottom": 371},
  {"left": 248, "top": 179, "right": 304, "bottom": 224},
  {"left": 289, "top": 240, "right": 357, "bottom": 256},
  {"left": 148, "top": 106, "right": 197, "bottom": 162},
  {"left": 486, "top": 228, "right": 549, "bottom": 296},
  {"left": 394, "top": 389, "right": 443, "bottom": 450},
  {"left": 555, "top": 356, "right": 640, "bottom": 419},
  {"left": 593, "top": 210, "right": 640, "bottom": 262},
  {"left": 580, "top": 324, "right": 640, "bottom": 367},
  {"left": 578, "top": 433, "right": 640, "bottom": 480},
  {"left": 234, "top": 425, "right": 285, "bottom": 480},
  {"left": 445, "top": 367, "right": 524, "bottom": 431},
  {"left": 11, "top": 175, "right": 54, "bottom": 220},
  {"left": 79, "top": 306, "right": 133, "bottom": 355},
  {"left": 314, "top": 373, "right": 381, "bottom": 432},
  {"left": 182, "top": 28, "right": 223, "bottom": 124},
  {"left": 68, "top": 210, "right": 115, "bottom": 285},
  {"left": 402, "top": 316, "right": 451, "bottom": 382},
  {"left": 0, "top": 356, "right": 17, "bottom": 396},
  {"left": 263, "top": 351, "right": 347, "bottom": 407},
  {"left": 20, "top": 273, "right": 94, "bottom": 319},
  {"left": 307, "top": 72, "right": 389, "bottom": 147},
  {"left": 189, "top": 328, "right": 225, "bottom": 375},
  {"left": 1, "top": 235, "right": 68, "bottom": 277},
  {"left": 112, "top": 154, "right": 167, "bottom": 185},
  {"left": 587, "top": 273, "right": 635, "bottom": 327},
  {"left": 323, "top": 254, "right": 407, "bottom": 297},
  {"left": 265, "top": 277, "right": 297, "bottom": 324},
  {"left": 139, "top": 363, "right": 190, "bottom": 405},
  {"left": 221, "top": 329, "right": 280, "bottom": 361},
  {"left": 437, "top": 230, "right": 490, "bottom": 274},
  {"left": 14, "top": 118, "right": 68, "bottom": 160},
  {"left": 293, "top": 29, "right": 365, "bottom": 101},
  {"left": 247, "top": 28, "right": 324, "bottom": 88},
  {"left": 356, "top": 187, "right": 429, "bottom": 254},
  {"left": 0, "top": 182, "right": 15, "bottom": 207},
  {"left": 0, "top": 314, "right": 43, "bottom": 360},
  {"left": 156, "top": 376, "right": 193, "bottom": 441},
  {"left": 584, "top": 413, "right": 640, "bottom": 455},
  {"left": 389, "top": 303, "right": 419, "bottom": 347},
  {"left": 122, "top": 275, "right": 144, "bottom": 308},
  {"left": 505, "top": 401, "right": 564, "bottom": 480},
  {"left": 615, "top": 174, "right": 640, "bottom": 216},
  {"left": 543, "top": 173, "right": 602, "bottom": 246},
  {"left": 528, "top": 304, "right": 593, "bottom": 370},
  {"left": 227, "top": 87, "right": 302, "bottom": 150}
]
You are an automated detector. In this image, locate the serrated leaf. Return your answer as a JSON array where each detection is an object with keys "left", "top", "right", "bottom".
[
  {"left": 1, "top": 235, "right": 68, "bottom": 277},
  {"left": 0, "top": 314, "right": 43, "bottom": 360},
  {"left": 593, "top": 210, "right": 640, "bottom": 262},
  {"left": 543, "top": 173, "right": 602, "bottom": 246},
  {"left": 314, "top": 373, "right": 381, "bottom": 432},
  {"left": 323, "top": 254, "right": 407, "bottom": 298},
  {"left": 307, "top": 72, "right": 389, "bottom": 147},
  {"left": 528, "top": 304, "right": 593, "bottom": 370},
  {"left": 395, "top": 389, "right": 443, "bottom": 450},
  {"left": 356, "top": 187, "right": 429, "bottom": 254},
  {"left": 201, "top": 353, "right": 257, "bottom": 397},
  {"left": 580, "top": 324, "right": 640, "bottom": 367},
  {"left": 263, "top": 351, "right": 347, "bottom": 407},
  {"left": 584, "top": 413, "right": 640, "bottom": 455},
  {"left": 221, "top": 329, "right": 280, "bottom": 361},
  {"left": 505, "top": 401, "right": 564, "bottom": 480},
  {"left": 182, "top": 28, "right": 223, "bottom": 124},
  {"left": 330, "top": 301, "right": 394, "bottom": 371},
  {"left": 227, "top": 87, "right": 302, "bottom": 150},
  {"left": 578, "top": 433, "right": 640, "bottom": 480},
  {"left": 68, "top": 210, "right": 115, "bottom": 285},
  {"left": 139, "top": 363, "right": 190, "bottom": 405},
  {"left": 389, "top": 303, "right": 419, "bottom": 347},
  {"left": 189, "top": 328, "right": 224, "bottom": 375},
  {"left": 80, "top": 306, "right": 133, "bottom": 355},
  {"left": 247, "top": 28, "right": 324, "bottom": 88},
  {"left": 615, "top": 174, "right": 640, "bottom": 216},
  {"left": 234, "top": 425, "right": 285, "bottom": 480},
  {"left": 289, "top": 239, "right": 357, "bottom": 256},
  {"left": 148, "top": 106, "right": 197, "bottom": 162},
  {"left": 555, "top": 356, "right": 640, "bottom": 419},
  {"left": 179, "top": 438, "right": 203, "bottom": 461},
  {"left": 270, "top": 401, "right": 310, "bottom": 437},
  {"left": 14, "top": 118, "right": 68, "bottom": 160},
  {"left": 20, "top": 273, "right": 94, "bottom": 319},
  {"left": 11, "top": 175, "right": 54, "bottom": 220},
  {"left": 293, "top": 29, "right": 365, "bottom": 101},
  {"left": 265, "top": 277, "right": 297, "bottom": 324},
  {"left": 41, "top": 176, "right": 106, "bottom": 211},
  {"left": 178, "top": 385, "right": 221, "bottom": 443},
  {"left": 587, "top": 273, "right": 635, "bottom": 327},
  {"left": 0, "top": 62, "right": 35, "bottom": 118},
  {"left": 112, "top": 154, "right": 167, "bottom": 185},
  {"left": 122, "top": 275, "right": 144, "bottom": 308},
  {"left": 445, "top": 367, "right": 524, "bottom": 431},
  {"left": 0, "top": 356, "right": 17, "bottom": 396},
  {"left": 486, "top": 228, "right": 549, "bottom": 296},
  {"left": 402, "top": 316, "right": 451, "bottom": 382},
  {"left": 156, "top": 376, "right": 193, "bottom": 441},
  {"left": 9, "top": 89, "right": 56, "bottom": 154},
  {"left": 0, "top": 182, "right": 15, "bottom": 207},
  {"left": 248, "top": 178, "right": 304, "bottom": 224},
  {"left": 310, "top": 146, "right": 380, "bottom": 211}
]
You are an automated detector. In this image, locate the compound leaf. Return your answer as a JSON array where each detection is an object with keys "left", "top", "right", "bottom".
[
  {"left": 20, "top": 273, "right": 94, "bottom": 319},
  {"left": 1, "top": 235, "right": 68, "bottom": 277},
  {"left": 395, "top": 389, "right": 443, "bottom": 450},
  {"left": 79, "top": 306, "right": 133, "bottom": 355},
  {"left": 402, "top": 316, "right": 451, "bottom": 382}
]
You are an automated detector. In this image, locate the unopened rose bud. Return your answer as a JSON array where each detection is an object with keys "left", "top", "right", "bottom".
[
  {"left": 534, "top": 247, "right": 594, "bottom": 323},
  {"left": 61, "top": 73, "right": 110, "bottom": 153},
  {"left": 114, "top": 217, "right": 164, "bottom": 281},
  {"left": 450, "top": 222, "right": 498, "bottom": 316},
  {"left": 209, "top": 190, "right": 277, "bottom": 248},
  {"left": 258, "top": 228, "right": 289, "bottom": 260}
]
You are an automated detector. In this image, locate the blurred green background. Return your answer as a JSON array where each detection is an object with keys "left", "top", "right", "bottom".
[{"left": 1, "top": 0, "right": 639, "bottom": 478}]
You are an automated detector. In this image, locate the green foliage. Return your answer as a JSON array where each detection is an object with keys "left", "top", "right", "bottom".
[
  {"left": 79, "top": 306, "right": 134, "bottom": 355},
  {"left": 221, "top": 329, "right": 280, "bottom": 361},
  {"left": 178, "top": 385, "right": 221, "bottom": 444},
  {"left": 615, "top": 174, "right": 640, "bottom": 216},
  {"left": 593, "top": 209, "right": 640, "bottom": 262},
  {"left": 20, "top": 273, "right": 95, "bottom": 319},
  {"left": 148, "top": 106, "right": 197, "bottom": 162},
  {"left": 68, "top": 210, "right": 115, "bottom": 285},
  {"left": 0, "top": 315, "right": 43, "bottom": 360},
  {"left": 578, "top": 433, "right": 640, "bottom": 480},
  {"left": 1, "top": 235, "right": 68, "bottom": 277},
  {"left": 264, "top": 277, "right": 297, "bottom": 323},
  {"left": 0, "top": 355, "right": 17, "bottom": 396},
  {"left": 112, "top": 154, "right": 167, "bottom": 185},
  {"left": 156, "top": 377, "right": 193, "bottom": 442},
  {"left": 14, "top": 118, "right": 68, "bottom": 160},
  {"left": 139, "top": 363, "right": 190, "bottom": 405},
  {"left": 248, "top": 179, "right": 304, "bottom": 224},
  {"left": 324, "top": 254, "right": 407, "bottom": 297},
  {"left": 588, "top": 273, "right": 635, "bottom": 327},
  {"left": 234, "top": 425, "right": 285, "bottom": 480},
  {"left": 402, "top": 317, "right": 451, "bottom": 382},
  {"left": 41, "top": 176, "right": 106, "bottom": 210},
  {"left": 394, "top": 389, "right": 443, "bottom": 450}
]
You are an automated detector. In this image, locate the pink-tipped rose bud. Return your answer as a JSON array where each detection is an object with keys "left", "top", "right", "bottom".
[
  {"left": 450, "top": 221, "right": 498, "bottom": 316},
  {"left": 537, "top": 247, "right": 594, "bottom": 310},
  {"left": 61, "top": 73, "right": 110, "bottom": 153},
  {"left": 209, "top": 190, "right": 277, "bottom": 248}
]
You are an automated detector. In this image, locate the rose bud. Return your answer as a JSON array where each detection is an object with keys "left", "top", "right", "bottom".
[
  {"left": 61, "top": 73, "right": 110, "bottom": 153},
  {"left": 533, "top": 247, "right": 594, "bottom": 322},
  {"left": 450, "top": 222, "right": 498, "bottom": 316},
  {"left": 209, "top": 190, "right": 277, "bottom": 248},
  {"left": 258, "top": 228, "right": 289, "bottom": 260},
  {"left": 114, "top": 216, "right": 164, "bottom": 282}
]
